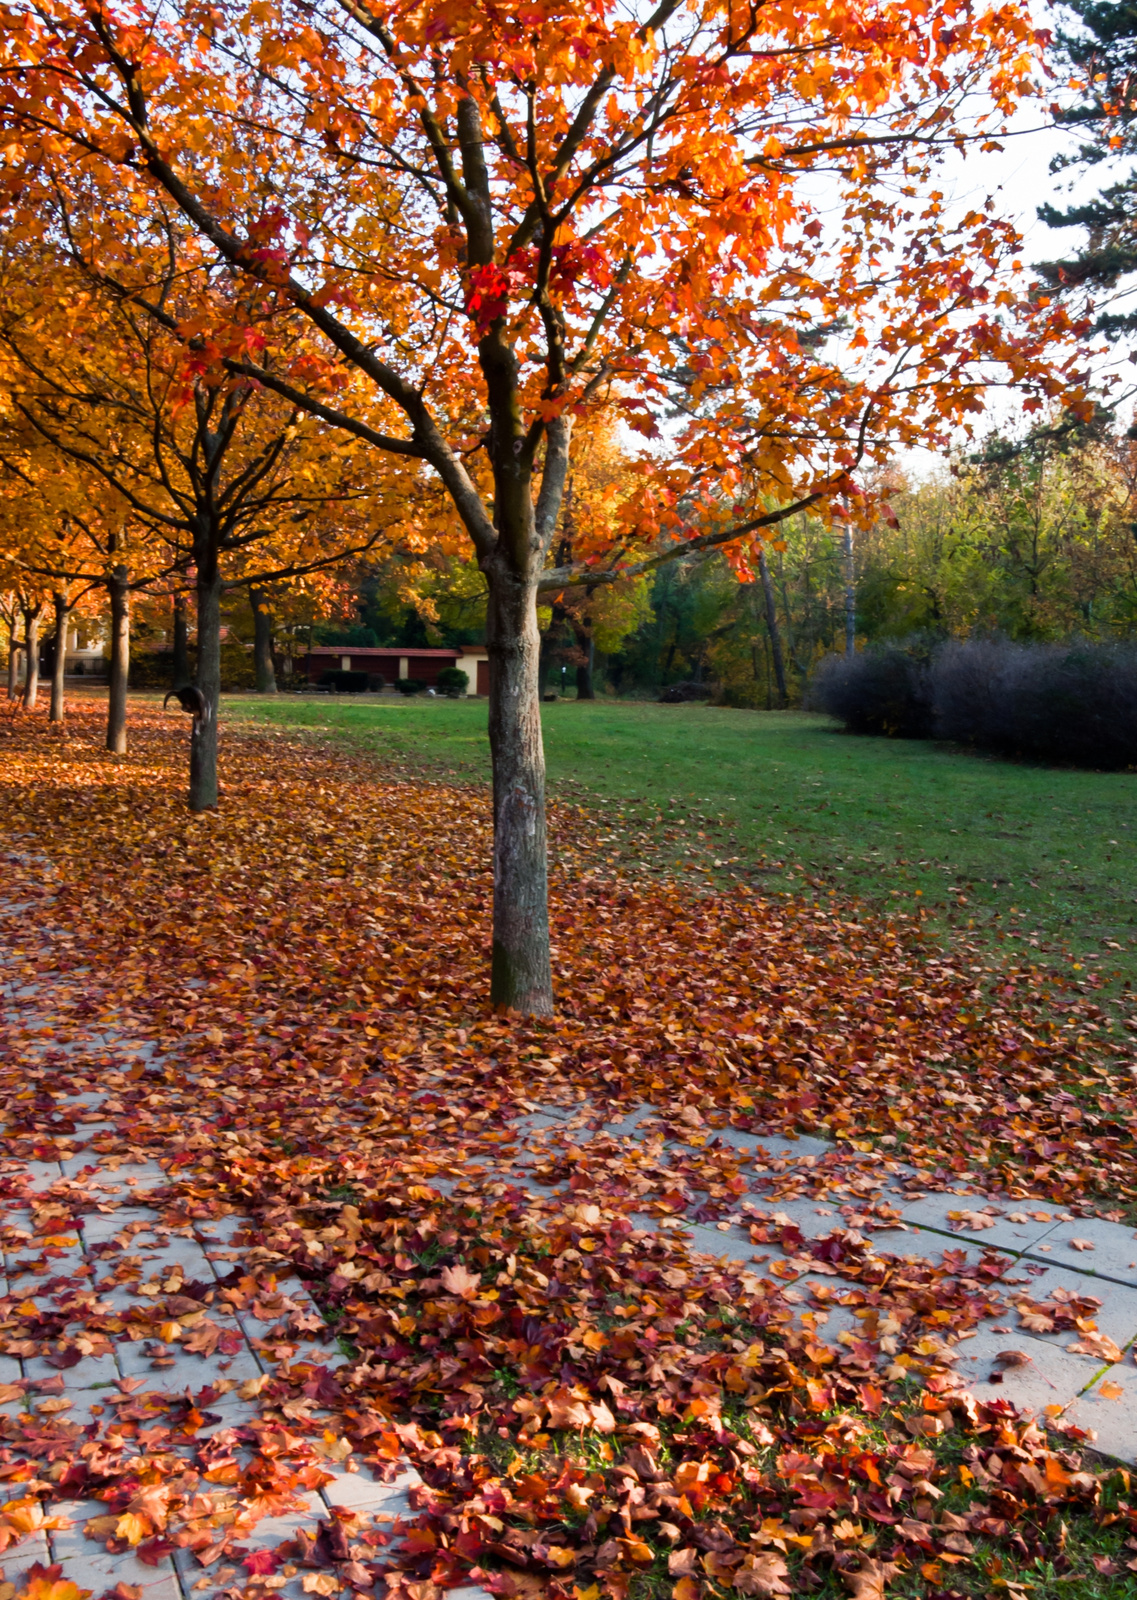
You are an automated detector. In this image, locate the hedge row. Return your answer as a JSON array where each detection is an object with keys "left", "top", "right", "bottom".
[{"left": 811, "top": 638, "right": 1137, "bottom": 769}]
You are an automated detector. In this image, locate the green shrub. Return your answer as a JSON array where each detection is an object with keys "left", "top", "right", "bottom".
[
  {"left": 435, "top": 666, "right": 469, "bottom": 697},
  {"left": 395, "top": 677, "right": 427, "bottom": 695}
]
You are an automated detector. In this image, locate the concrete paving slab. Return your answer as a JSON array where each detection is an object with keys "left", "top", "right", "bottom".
[
  {"left": 50, "top": 1524, "right": 182, "bottom": 1600},
  {"left": 998, "top": 1261, "right": 1137, "bottom": 1356},
  {"left": 60, "top": 1158, "right": 168, "bottom": 1187},
  {"left": 116, "top": 1333, "right": 264, "bottom": 1387},
  {"left": 0, "top": 1531, "right": 51, "bottom": 1582},
  {"left": 1024, "top": 1216, "right": 1137, "bottom": 1287},
  {"left": 951, "top": 1325, "right": 1107, "bottom": 1410},
  {"left": 321, "top": 1464, "right": 420, "bottom": 1514},
  {"left": 1064, "top": 1364, "right": 1137, "bottom": 1464},
  {"left": 23, "top": 1351, "right": 121, "bottom": 1386},
  {"left": 895, "top": 1193, "right": 1065, "bottom": 1255},
  {"left": 80, "top": 1207, "right": 164, "bottom": 1242}
]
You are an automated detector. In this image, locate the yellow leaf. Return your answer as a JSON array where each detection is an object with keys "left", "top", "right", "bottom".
[
  {"left": 1099, "top": 1380, "right": 1124, "bottom": 1401},
  {"left": 115, "top": 1512, "right": 150, "bottom": 1546}
]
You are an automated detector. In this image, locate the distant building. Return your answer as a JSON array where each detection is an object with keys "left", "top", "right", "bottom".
[{"left": 298, "top": 645, "right": 490, "bottom": 694}]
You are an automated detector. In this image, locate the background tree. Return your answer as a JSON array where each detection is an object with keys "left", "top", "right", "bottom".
[{"left": 0, "top": 237, "right": 410, "bottom": 799}]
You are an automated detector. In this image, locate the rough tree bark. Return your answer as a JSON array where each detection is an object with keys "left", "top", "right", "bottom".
[
  {"left": 49, "top": 591, "right": 70, "bottom": 723},
  {"left": 190, "top": 560, "right": 222, "bottom": 811},
  {"left": 106, "top": 566, "right": 130, "bottom": 754},
  {"left": 171, "top": 592, "right": 191, "bottom": 687},
  {"left": 757, "top": 547, "right": 788, "bottom": 708},
  {"left": 250, "top": 586, "right": 277, "bottom": 693},
  {"left": 485, "top": 558, "right": 552, "bottom": 1014},
  {"left": 21, "top": 603, "right": 42, "bottom": 712}
]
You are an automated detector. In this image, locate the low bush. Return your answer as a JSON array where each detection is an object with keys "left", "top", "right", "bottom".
[
  {"left": 395, "top": 677, "right": 427, "bottom": 695},
  {"left": 367, "top": 674, "right": 387, "bottom": 691},
  {"left": 435, "top": 666, "right": 469, "bottom": 697},
  {"left": 809, "top": 644, "right": 933, "bottom": 737},
  {"left": 936, "top": 638, "right": 1137, "bottom": 768},
  {"left": 318, "top": 669, "right": 370, "bottom": 693},
  {"left": 812, "top": 636, "right": 1137, "bottom": 768},
  {"left": 658, "top": 681, "right": 713, "bottom": 703}
]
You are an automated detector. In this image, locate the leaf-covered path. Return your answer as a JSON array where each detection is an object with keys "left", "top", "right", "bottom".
[{"left": 4, "top": 704, "right": 1137, "bottom": 1599}]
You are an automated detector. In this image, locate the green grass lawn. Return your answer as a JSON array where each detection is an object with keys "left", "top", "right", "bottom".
[{"left": 229, "top": 693, "right": 1137, "bottom": 980}]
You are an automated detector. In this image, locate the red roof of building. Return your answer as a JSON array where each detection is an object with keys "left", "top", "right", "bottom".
[{"left": 304, "top": 645, "right": 486, "bottom": 657}]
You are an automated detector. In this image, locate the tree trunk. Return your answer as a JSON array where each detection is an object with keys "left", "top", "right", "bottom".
[
  {"left": 757, "top": 547, "right": 788, "bottom": 708},
  {"left": 6, "top": 618, "right": 18, "bottom": 698},
  {"left": 250, "top": 587, "right": 277, "bottom": 693},
  {"left": 49, "top": 592, "right": 70, "bottom": 723},
  {"left": 485, "top": 566, "right": 552, "bottom": 1016},
  {"left": 843, "top": 525, "right": 856, "bottom": 656},
  {"left": 172, "top": 592, "right": 191, "bottom": 687},
  {"left": 21, "top": 607, "right": 41, "bottom": 712},
  {"left": 106, "top": 567, "right": 130, "bottom": 753},
  {"left": 573, "top": 614, "right": 595, "bottom": 699},
  {"left": 190, "top": 568, "right": 222, "bottom": 810}
]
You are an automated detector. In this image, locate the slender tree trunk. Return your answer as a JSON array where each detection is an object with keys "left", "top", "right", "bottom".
[
  {"left": 190, "top": 567, "right": 222, "bottom": 810},
  {"left": 485, "top": 567, "right": 552, "bottom": 1016},
  {"left": 172, "top": 592, "right": 191, "bottom": 688},
  {"left": 49, "top": 592, "right": 70, "bottom": 724},
  {"left": 6, "top": 618, "right": 18, "bottom": 698},
  {"left": 21, "top": 607, "right": 41, "bottom": 712},
  {"left": 573, "top": 614, "right": 595, "bottom": 699},
  {"left": 843, "top": 525, "right": 856, "bottom": 656},
  {"left": 757, "top": 547, "right": 788, "bottom": 708},
  {"left": 250, "top": 587, "right": 277, "bottom": 693},
  {"left": 106, "top": 567, "right": 130, "bottom": 753}
]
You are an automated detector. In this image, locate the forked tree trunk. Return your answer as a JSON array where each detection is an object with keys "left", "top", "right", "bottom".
[
  {"left": 106, "top": 567, "right": 130, "bottom": 753},
  {"left": 21, "top": 607, "right": 41, "bottom": 711},
  {"left": 485, "top": 567, "right": 552, "bottom": 1016},
  {"left": 757, "top": 546, "right": 788, "bottom": 708},
  {"left": 49, "top": 592, "right": 70, "bottom": 723},
  {"left": 250, "top": 587, "right": 277, "bottom": 693},
  {"left": 190, "top": 567, "right": 222, "bottom": 811},
  {"left": 172, "top": 592, "right": 191, "bottom": 687}
]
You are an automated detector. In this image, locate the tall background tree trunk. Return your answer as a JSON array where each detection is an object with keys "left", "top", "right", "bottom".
[
  {"left": 21, "top": 605, "right": 41, "bottom": 711},
  {"left": 190, "top": 566, "right": 222, "bottom": 810},
  {"left": 757, "top": 547, "right": 788, "bottom": 708},
  {"left": 486, "top": 567, "right": 552, "bottom": 1016},
  {"left": 172, "top": 592, "right": 191, "bottom": 687},
  {"left": 49, "top": 592, "right": 70, "bottom": 723},
  {"left": 6, "top": 618, "right": 18, "bottom": 698},
  {"left": 106, "top": 568, "right": 130, "bottom": 753},
  {"left": 250, "top": 587, "right": 277, "bottom": 693},
  {"left": 843, "top": 525, "right": 856, "bottom": 656},
  {"left": 573, "top": 612, "right": 595, "bottom": 699}
]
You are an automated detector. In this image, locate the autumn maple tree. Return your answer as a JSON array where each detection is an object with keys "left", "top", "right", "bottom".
[
  {"left": 0, "top": 234, "right": 414, "bottom": 801},
  {"left": 0, "top": 0, "right": 1084, "bottom": 1011}
]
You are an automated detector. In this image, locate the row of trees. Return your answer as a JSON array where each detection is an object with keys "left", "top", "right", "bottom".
[{"left": 0, "top": 0, "right": 1117, "bottom": 1013}]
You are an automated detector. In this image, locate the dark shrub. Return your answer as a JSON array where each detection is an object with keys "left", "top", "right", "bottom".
[
  {"left": 318, "top": 669, "right": 370, "bottom": 693},
  {"left": 934, "top": 638, "right": 1137, "bottom": 769},
  {"left": 395, "top": 677, "right": 427, "bottom": 695},
  {"left": 658, "top": 681, "right": 713, "bottom": 703},
  {"left": 367, "top": 673, "right": 387, "bottom": 691},
  {"left": 810, "top": 644, "right": 933, "bottom": 737},
  {"left": 436, "top": 666, "right": 469, "bottom": 696}
]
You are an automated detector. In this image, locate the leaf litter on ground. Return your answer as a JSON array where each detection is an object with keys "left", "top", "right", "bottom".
[{"left": 1, "top": 704, "right": 1137, "bottom": 1600}]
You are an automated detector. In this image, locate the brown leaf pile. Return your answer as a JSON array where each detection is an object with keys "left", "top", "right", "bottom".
[{"left": 0, "top": 703, "right": 1134, "bottom": 1600}]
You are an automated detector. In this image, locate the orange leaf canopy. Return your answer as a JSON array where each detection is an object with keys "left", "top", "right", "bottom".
[{"left": 0, "top": 0, "right": 1081, "bottom": 568}]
